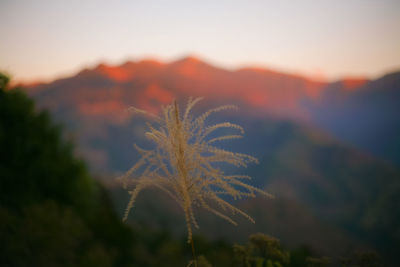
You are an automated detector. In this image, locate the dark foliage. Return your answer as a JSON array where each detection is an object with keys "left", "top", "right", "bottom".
[{"left": 0, "top": 75, "right": 135, "bottom": 266}]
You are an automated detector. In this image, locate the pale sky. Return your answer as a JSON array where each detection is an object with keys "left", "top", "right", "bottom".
[{"left": 1, "top": 0, "right": 400, "bottom": 83}]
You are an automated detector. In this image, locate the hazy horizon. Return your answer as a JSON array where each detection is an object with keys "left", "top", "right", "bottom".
[{"left": 8, "top": 54, "right": 399, "bottom": 85}]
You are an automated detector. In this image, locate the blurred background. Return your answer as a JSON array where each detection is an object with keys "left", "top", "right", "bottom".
[{"left": 1, "top": 0, "right": 400, "bottom": 266}]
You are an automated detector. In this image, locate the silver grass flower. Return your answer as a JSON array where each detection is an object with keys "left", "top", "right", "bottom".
[{"left": 119, "top": 97, "right": 273, "bottom": 243}]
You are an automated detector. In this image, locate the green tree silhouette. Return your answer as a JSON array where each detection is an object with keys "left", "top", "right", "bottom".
[
  {"left": 0, "top": 74, "right": 135, "bottom": 266},
  {"left": 233, "top": 233, "right": 290, "bottom": 267}
]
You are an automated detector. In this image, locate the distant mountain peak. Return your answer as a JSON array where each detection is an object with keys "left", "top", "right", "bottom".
[
  {"left": 94, "top": 63, "right": 130, "bottom": 82},
  {"left": 119, "top": 59, "right": 165, "bottom": 72},
  {"left": 167, "top": 55, "right": 218, "bottom": 78},
  {"left": 171, "top": 55, "right": 208, "bottom": 66},
  {"left": 137, "top": 58, "right": 164, "bottom": 66}
]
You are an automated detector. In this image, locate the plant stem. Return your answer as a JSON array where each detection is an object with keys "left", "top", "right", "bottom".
[{"left": 191, "top": 238, "right": 197, "bottom": 267}]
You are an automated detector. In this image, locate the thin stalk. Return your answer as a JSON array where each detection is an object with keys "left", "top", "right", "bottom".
[
  {"left": 175, "top": 101, "right": 197, "bottom": 267},
  {"left": 191, "top": 238, "right": 197, "bottom": 267}
]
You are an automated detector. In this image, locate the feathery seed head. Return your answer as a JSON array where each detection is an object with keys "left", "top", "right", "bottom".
[{"left": 119, "top": 97, "right": 272, "bottom": 243}]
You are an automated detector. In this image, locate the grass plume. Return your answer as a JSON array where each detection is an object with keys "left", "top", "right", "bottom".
[{"left": 119, "top": 97, "right": 273, "bottom": 243}]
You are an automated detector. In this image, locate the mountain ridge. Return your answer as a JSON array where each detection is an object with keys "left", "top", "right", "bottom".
[
  {"left": 24, "top": 56, "right": 327, "bottom": 120},
  {"left": 22, "top": 56, "right": 400, "bottom": 167}
]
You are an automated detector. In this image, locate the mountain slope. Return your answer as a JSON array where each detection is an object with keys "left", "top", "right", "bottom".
[
  {"left": 27, "top": 56, "right": 326, "bottom": 120},
  {"left": 308, "top": 71, "right": 400, "bottom": 165},
  {"left": 241, "top": 118, "right": 400, "bottom": 255},
  {"left": 26, "top": 57, "right": 400, "bottom": 167}
]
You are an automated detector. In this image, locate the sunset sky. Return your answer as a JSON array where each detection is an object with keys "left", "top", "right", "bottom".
[{"left": 1, "top": 0, "right": 399, "bottom": 83}]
